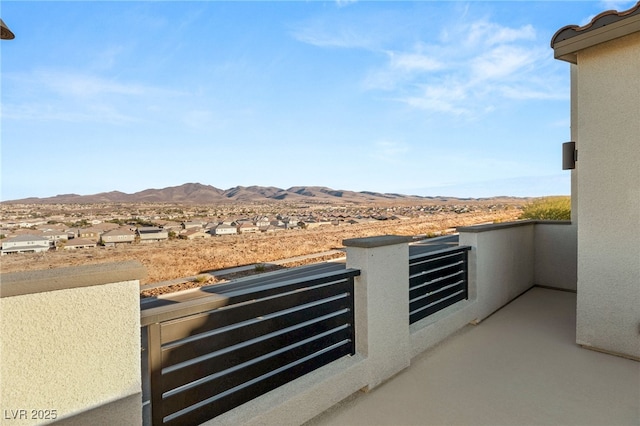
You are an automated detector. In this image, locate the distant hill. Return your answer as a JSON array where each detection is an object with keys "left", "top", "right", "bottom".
[{"left": 1, "top": 183, "right": 522, "bottom": 204}]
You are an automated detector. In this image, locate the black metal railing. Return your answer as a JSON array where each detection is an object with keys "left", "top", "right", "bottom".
[
  {"left": 141, "top": 268, "right": 359, "bottom": 426},
  {"left": 409, "top": 246, "right": 471, "bottom": 324}
]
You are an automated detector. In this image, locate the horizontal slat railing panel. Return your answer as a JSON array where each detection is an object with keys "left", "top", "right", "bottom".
[
  {"left": 409, "top": 263, "right": 465, "bottom": 288},
  {"left": 409, "top": 253, "right": 465, "bottom": 278},
  {"left": 409, "top": 248, "right": 465, "bottom": 268},
  {"left": 409, "top": 269, "right": 464, "bottom": 292},
  {"left": 410, "top": 292, "right": 467, "bottom": 324},
  {"left": 410, "top": 281, "right": 465, "bottom": 313},
  {"left": 409, "top": 270, "right": 464, "bottom": 300},
  {"left": 160, "top": 280, "right": 352, "bottom": 361},
  {"left": 161, "top": 326, "right": 353, "bottom": 420},
  {"left": 144, "top": 268, "right": 358, "bottom": 425},
  {"left": 409, "top": 246, "right": 470, "bottom": 324},
  {"left": 163, "top": 343, "right": 350, "bottom": 426},
  {"left": 161, "top": 309, "right": 352, "bottom": 392},
  {"left": 141, "top": 269, "right": 360, "bottom": 326}
]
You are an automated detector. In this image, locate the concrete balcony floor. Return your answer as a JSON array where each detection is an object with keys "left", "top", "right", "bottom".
[{"left": 306, "top": 287, "right": 639, "bottom": 426}]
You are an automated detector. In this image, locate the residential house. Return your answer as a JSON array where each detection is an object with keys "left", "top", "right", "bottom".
[
  {"left": 10, "top": 228, "right": 45, "bottom": 237},
  {"left": 182, "top": 221, "right": 205, "bottom": 230},
  {"left": 16, "top": 219, "right": 47, "bottom": 228},
  {"left": 63, "top": 238, "right": 97, "bottom": 250},
  {"left": 237, "top": 222, "right": 260, "bottom": 234},
  {"left": 158, "top": 221, "right": 182, "bottom": 232},
  {"left": 261, "top": 225, "right": 285, "bottom": 233},
  {"left": 551, "top": 3, "right": 640, "bottom": 359},
  {"left": 100, "top": 228, "right": 136, "bottom": 246},
  {"left": 181, "top": 229, "right": 209, "bottom": 240},
  {"left": 91, "top": 222, "right": 120, "bottom": 232},
  {"left": 210, "top": 224, "right": 238, "bottom": 236},
  {"left": 254, "top": 216, "right": 271, "bottom": 228},
  {"left": 42, "top": 230, "right": 68, "bottom": 245},
  {"left": 299, "top": 219, "right": 316, "bottom": 229},
  {"left": 282, "top": 216, "right": 301, "bottom": 229},
  {"left": 137, "top": 227, "right": 169, "bottom": 243},
  {"left": 76, "top": 227, "right": 103, "bottom": 241},
  {"left": 1, "top": 234, "right": 50, "bottom": 255},
  {"left": 36, "top": 223, "right": 67, "bottom": 232}
]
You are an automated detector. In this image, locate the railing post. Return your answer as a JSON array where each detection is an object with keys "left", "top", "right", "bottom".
[
  {"left": 145, "top": 322, "right": 163, "bottom": 426},
  {"left": 343, "top": 235, "right": 412, "bottom": 390}
]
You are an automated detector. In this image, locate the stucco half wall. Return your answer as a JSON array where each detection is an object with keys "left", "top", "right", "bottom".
[{"left": 0, "top": 261, "right": 145, "bottom": 425}]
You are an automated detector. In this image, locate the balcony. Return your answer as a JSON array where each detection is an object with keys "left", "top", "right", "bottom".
[
  {"left": 306, "top": 286, "right": 639, "bottom": 426},
  {"left": 1, "top": 220, "right": 638, "bottom": 426}
]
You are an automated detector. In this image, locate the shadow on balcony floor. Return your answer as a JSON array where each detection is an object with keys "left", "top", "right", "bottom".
[{"left": 306, "top": 287, "right": 639, "bottom": 426}]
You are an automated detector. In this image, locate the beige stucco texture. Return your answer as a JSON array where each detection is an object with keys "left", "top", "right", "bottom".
[
  {"left": 0, "top": 281, "right": 141, "bottom": 425},
  {"left": 576, "top": 31, "right": 640, "bottom": 359}
]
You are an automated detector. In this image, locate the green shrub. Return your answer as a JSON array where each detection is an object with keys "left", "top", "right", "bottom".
[{"left": 520, "top": 197, "right": 571, "bottom": 220}]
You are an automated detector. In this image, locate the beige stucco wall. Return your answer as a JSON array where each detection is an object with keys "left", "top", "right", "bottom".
[
  {"left": 575, "top": 31, "right": 640, "bottom": 359},
  {"left": 459, "top": 223, "right": 536, "bottom": 321},
  {"left": 1, "top": 266, "right": 143, "bottom": 425},
  {"left": 569, "top": 64, "right": 579, "bottom": 226},
  {"left": 534, "top": 223, "right": 577, "bottom": 291}
]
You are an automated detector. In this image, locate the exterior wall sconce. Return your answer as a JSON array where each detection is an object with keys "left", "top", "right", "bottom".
[
  {"left": 1, "top": 19, "right": 15, "bottom": 40},
  {"left": 563, "top": 141, "right": 577, "bottom": 170}
]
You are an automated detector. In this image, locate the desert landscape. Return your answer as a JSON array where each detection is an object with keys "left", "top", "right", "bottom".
[{"left": 0, "top": 183, "right": 528, "bottom": 287}]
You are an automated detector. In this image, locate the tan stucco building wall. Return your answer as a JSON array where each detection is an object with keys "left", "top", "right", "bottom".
[{"left": 574, "top": 31, "right": 640, "bottom": 359}]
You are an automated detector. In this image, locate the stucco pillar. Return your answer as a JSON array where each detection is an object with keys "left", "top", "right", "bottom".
[{"left": 343, "top": 235, "right": 412, "bottom": 390}]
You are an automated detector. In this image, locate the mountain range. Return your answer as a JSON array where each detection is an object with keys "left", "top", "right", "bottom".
[{"left": 2, "top": 183, "right": 507, "bottom": 204}]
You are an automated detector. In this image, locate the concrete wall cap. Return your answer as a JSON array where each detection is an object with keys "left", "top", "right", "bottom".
[
  {"left": 0, "top": 260, "right": 146, "bottom": 297},
  {"left": 457, "top": 220, "right": 572, "bottom": 233},
  {"left": 342, "top": 235, "right": 413, "bottom": 248}
]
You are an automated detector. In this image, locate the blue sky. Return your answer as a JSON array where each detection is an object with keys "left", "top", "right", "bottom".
[{"left": 1, "top": 1, "right": 636, "bottom": 201}]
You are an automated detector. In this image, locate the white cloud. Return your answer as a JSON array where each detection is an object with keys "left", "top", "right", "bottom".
[
  {"left": 471, "top": 45, "right": 537, "bottom": 81},
  {"left": 597, "top": 1, "right": 638, "bottom": 12},
  {"left": 366, "top": 18, "right": 565, "bottom": 117},
  {"left": 403, "top": 84, "right": 469, "bottom": 115},
  {"left": 465, "top": 21, "right": 536, "bottom": 47},
  {"left": 294, "top": 9, "right": 566, "bottom": 118},
  {"left": 290, "top": 25, "right": 374, "bottom": 49},
  {"left": 2, "top": 102, "right": 137, "bottom": 125},
  {"left": 371, "top": 140, "right": 409, "bottom": 162},
  {"left": 2, "top": 69, "right": 189, "bottom": 125},
  {"left": 498, "top": 85, "right": 567, "bottom": 101},
  {"left": 34, "top": 70, "right": 180, "bottom": 99},
  {"left": 388, "top": 51, "right": 444, "bottom": 72},
  {"left": 363, "top": 50, "right": 444, "bottom": 91}
]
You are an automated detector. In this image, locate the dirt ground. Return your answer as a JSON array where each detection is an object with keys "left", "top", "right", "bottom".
[{"left": 0, "top": 209, "right": 521, "bottom": 285}]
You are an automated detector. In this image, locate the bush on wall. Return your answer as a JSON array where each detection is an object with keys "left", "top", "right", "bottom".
[{"left": 520, "top": 196, "right": 571, "bottom": 220}]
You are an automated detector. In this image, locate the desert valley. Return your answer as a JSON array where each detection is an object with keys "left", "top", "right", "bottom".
[{"left": 1, "top": 183, "right": 528, "bottom": 287}]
